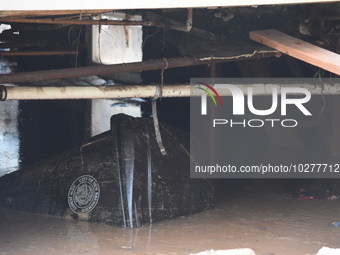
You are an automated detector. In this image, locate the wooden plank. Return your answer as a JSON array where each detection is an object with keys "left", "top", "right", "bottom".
[{"left": 249, "top": 29, "right": 340, "bottom": 76}]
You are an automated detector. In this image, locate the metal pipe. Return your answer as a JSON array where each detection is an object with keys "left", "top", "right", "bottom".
[
  {"left": 0, "top": 50, "right": 76, "bottom": 56},
  {"left": 0, "top": 53, "right": 277, "bottom": 84},
  {"left": 0, "top": 42, "right": 47, "bottom": 48},
  {"left": 186, "top": 8, "right": 193, "bottom": 32},
  {"left": 0, "top": 85, "right": 7, "bottom": 101},
  {"left": 3, "top": 83, "right": 340, "bottom": 101},
  {"left": 3, "top": 85, "right": 190, "bottom": 100},
  {"left": 0, "top": 18, "right": 153, "bottom": 26}
]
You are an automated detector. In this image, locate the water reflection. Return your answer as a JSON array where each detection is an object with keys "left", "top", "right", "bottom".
[
  {"left": 67, "top": 224, "right": 98, "bottom": 255},
  {"left": 2, "top": 196, "right": 340, "bottom": 255}
]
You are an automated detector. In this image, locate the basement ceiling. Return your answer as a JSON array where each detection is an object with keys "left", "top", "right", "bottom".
[
  {"left": 0, "top": 0, "right": 338, "bottom": 11},
  {"left": 0, "top": 2, "right": 339, "bottom": 88}
]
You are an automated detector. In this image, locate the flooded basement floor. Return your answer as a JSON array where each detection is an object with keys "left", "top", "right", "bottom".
[{"left": 1, "top": 183, "right": 340, "bottom": 255}]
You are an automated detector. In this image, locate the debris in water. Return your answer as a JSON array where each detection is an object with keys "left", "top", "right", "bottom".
[
  {"left": 296, "top": 188, "right": 319, "bottom": 200},
  {"left": 331, "top": 222, "right": 340, "bottom": 228},
  {"left": 190, "top": 248, "right": 256, "bottom": 255},
  {"left": 327, "top": 195, "right": 339, "bottom": 201}
]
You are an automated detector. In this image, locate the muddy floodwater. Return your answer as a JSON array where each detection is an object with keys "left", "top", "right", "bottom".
[{"left": 1, "top": 182, "right": 340, "bottom": 255}]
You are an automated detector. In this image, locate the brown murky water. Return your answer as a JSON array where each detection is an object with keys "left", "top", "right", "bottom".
[{"left": 1, "top": 184, "right": 340, "bottom": 255}]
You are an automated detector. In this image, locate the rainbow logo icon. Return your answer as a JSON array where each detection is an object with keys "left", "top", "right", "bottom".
[{"left": 196, "top": 82, "right": 223, "bottom": 106}]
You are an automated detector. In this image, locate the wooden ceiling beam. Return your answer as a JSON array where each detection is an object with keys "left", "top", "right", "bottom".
[{"left": 250, "top": 29, "right": 340, "bottom": 76}]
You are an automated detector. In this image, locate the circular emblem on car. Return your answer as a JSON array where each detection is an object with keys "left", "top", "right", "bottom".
[{"left": 68, "top": 175, "right": 100, "bottom": 213}]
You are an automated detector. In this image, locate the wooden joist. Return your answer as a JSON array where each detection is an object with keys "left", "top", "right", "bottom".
[{"left": 249, "top": 29, "right": 340, "bottom": 76}]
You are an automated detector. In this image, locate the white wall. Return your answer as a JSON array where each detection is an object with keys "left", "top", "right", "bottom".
[
  {"left": 90, "top": 12, "right": 143, "bottom": 136},
  {"left": 0, "top": 100, "right": 19, "bottom": 177},
  {"left": 91, "top": 99, "right": 142, "bottom": 136},
  {"left": 92, "top": 12, "right": 143, "bottom": 65}
]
